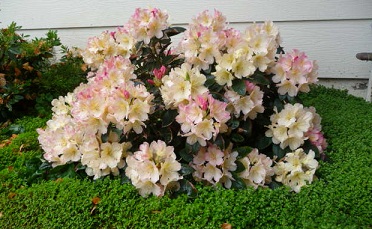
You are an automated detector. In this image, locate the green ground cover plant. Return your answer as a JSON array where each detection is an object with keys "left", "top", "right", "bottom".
[{"left": 0, "top": 85, "right": 371, "bottom": 228}]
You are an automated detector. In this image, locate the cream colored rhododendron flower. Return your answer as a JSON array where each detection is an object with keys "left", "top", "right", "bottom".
[
  {"left": 237, "top": 148, "right": 274, "bottom": 188},
  {"left": 224, "top": 81, "right": 264, "bottom": 120},
  {"left": 273, "top": 148, "right": 318, "bottom": 192},
  {"left": 127, "top": 8, "right": 169, "bottom": 44},
  {"left": 178, "top": 10, "right": 227, "bottom": 70},
  {"left": 266, "top": 103, "right": 314, "bottom": 150},
  {"left": 272, "top": 49, "right": 318, "bottom": 97},
  {"left": 176, "top": 93, "right": 230, "bottom": 146},
  {"left": 125, "top": 140, "right": 182, "bottom": 197},
  {"left": 37, "top": 56, "right": 154, "bottom": 180},
  {"left": 160, "top": 63, "right": 208, "bottom": 109},
  {"left": 211, "top": 21, "right": 280, "bottom": 83},
  {"left": 190, "top": 144, "right": 238, "bottom": 187}
]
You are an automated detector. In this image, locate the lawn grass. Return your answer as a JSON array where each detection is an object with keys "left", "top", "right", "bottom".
[{"left": 0, "top": 85, "right": 371, "bottom": 228}]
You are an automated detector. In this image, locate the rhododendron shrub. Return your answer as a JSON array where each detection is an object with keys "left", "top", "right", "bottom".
[{"left": 38, "top": 8, "right": 327, "bottom": 197}]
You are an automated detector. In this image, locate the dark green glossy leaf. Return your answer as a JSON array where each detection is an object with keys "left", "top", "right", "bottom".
[
  {"left": 185, "top": 142, "right": 201, "bottom": 154},
  {"left": 272, "top": 144, "right": 286, "bottom": 159},
  {"left": 231, "top": 133, "right": 245, "bottom": 143},
  {"left": 234, "top": 146, "right": 252, "bottom": 158},
  {"left": 39, "top": 161, "right": 52, "bottom": 170},
  {"left": 229, "top": 119, "right": 240, "bottom": 130},
  {"left": 180, "top": 164, "right": 194, "bottom": 176},
  {"left": 276, "top": 45, "right": 285, "bottom": 54},
  {"left": 250, "top": 72, "right": 270, "bottom": 85},
  {"left": 274, "top": 98, "right": 284, "bottom": 112},
  {"left": 231, "top": 174, "right": 246, "bottom": 189},
  {"left": 204, "top": 75, "right": 216, "bottom": 88},
  {"left": 213, "top": 134, "right": 225, "bottom": 150},
  {"left": 231, "top": 79, "right": 246, "bottom": 96},
  {"left": 9, "top": 124, "right": 25, "bottom": 134},
  {"left": 269, "top": 180, "right": 282, "bottom": 190},
  {"left": 178, "top": 179, "right": 197, "bottom": 197},
  {"left": 162, "top": 109, "right": 178, "bottom": 127},
  {"left": 160, "top": 127, "right": 173, "bottom": 144},
  {"left": 302, "top": 140, "right": 320, "bottom": 158},
  {"left": 235, "top": 160, "right": 246, "bottom": 173},
  {"left": 179, "top": 148, "right": 194, "bottom": 163},
  {"left": 240, "top": 120, "right": 252, "bottom": 137},
  {"left": 257, "top": 136, "right": 272, "bottom": 150}
]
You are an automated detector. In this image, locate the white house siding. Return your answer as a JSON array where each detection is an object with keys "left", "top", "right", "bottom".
[{"left": 2, "top": 0, "right": 372, "bottom": 99}]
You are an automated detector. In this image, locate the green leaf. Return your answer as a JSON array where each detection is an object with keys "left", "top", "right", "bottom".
[
  {"left": 185, "top": 142, "right": 201, "bottom": 154},
  {"left": 276, "top": 45, "right": 285, "bottom": 54},
  {"left": 9, "top": 124, "right": 25, "bottom": 134},
  {"left": 179, "top": 148, "right": 194, "bottom": 163},
  {"left": 164, "top": 27, "right": 186, "bottom": 37},
  {"left": 231, "top": 79, "right": 246, "bottom": 96},
  {"left": 234, "top": 146, "right": 252, "bottom": 158},
  {"left": 250, "top": 71, "right": 270, "bottom": 85},
  {"left": 178, "top": 179, "right": 197, "bottom": 197},
  {"left": 302, "top": 140, "right": 320, "bottom": 158},
  {"left": 39, "top": 161, "right": 52, "bottom": 171},
  {"left": 240, "top": 120, "right": 252, "bottom": 137},
  {"left": 204, "top": 75, "right": 216, "bottom": 88},
  {"left": 8, "top": 46, "right": 20, "bottom": 55},
  {"left": 162, "top": 109, "right": 178, "bottom": 127},
  {"left": 269, "top": 180, "right": 282, "bottom": 190},
  {"left": 229, "top": 119, "right": 240, "bottom": 130},
  {"left": 231, "top": 174, "right": 246, "bottom": 189},
  {"left": 235, "top": 160, "right": 246, "bottom": 173},
  {"left": 257, "top": 136, "right": 272, "bottom": 150},
  {"left": 274, "top": 98, "right": 284, "bottom": 112},
  {"left": 180, "top": 164, "right": 194, "bottom": 176},
  {"left": 231, "top": 133, "right": 245, "bottom": 143},
  {"left": 213, "top": 134, "right": 225, "bottom": 150},
  {"left": 272, "top": 144, "right": 286, "bottom": 159},
  {"left": 160, "top": 127, "right": 173, "bottom": 144},
  {"left": 101, "top": 132, "right": 109, "bottom": 143}
]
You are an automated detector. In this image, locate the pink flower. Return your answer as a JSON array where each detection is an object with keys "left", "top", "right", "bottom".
[
  {"left": 153, "top": 65, "right": 167, "bottom": 79},
  {"left": 273, "top": 49, "right": 318, "bottom": 96}
]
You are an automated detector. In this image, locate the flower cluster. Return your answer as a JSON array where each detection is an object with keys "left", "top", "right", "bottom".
[
  {"left": 81, "top": 28, "right": 135, "bottom": 70},
  {"left": 176, "top": 93, "right": 230, "bottom": 146},
  {"left": 224, "top": 81, "right": 264, "bottom": 120},
  {"left": 177, "top": 10, "right": 227, "bottom": 70},
  {"left": 272, "top": 49, "right": 318, "bottom": 96},
  {"left": 273, "top": 148, "right": 319, "bottom": 192},
  {"left": 265, "top": 103, "right": 327, "bottom": 153},
  {"left": 38, "top": 56, "right": 154, "bottom": 179},
  {"left": 125, "top": 140, "right": 182, "bottom": 197},
  {"left": 191, "top": 144, "right": 238, "bottom": 187},
  {"left": 238, "top": 148, "right": 274, "bottom": 188},
  {"left": 38, "top": 8, "right": 327, "bottom": 197},
  {"left": 127, "top": 8, "right": 169, "bottom": 44},
  {"left": 160, "top": 63, "right": 208, "bottom": 109}
]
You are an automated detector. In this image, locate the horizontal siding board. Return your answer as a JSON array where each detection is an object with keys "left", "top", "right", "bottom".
[
  {"left": 1, "top": 0, "right": 372, "bottom": 30},
  {"left": 20, "top": 19, "right": 372, "bottom": 80}
]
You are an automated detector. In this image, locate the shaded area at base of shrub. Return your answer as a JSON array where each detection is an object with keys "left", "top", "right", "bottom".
[{"left": 0, "top": 85, "right": 371, "bottom": 228}]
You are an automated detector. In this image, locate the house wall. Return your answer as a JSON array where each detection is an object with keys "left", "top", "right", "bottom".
[{"left": 2, "top": 0, "right": 372, "bottom": 99}]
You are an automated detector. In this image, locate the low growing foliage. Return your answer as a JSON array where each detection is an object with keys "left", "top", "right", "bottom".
[{"left": 0, "top": 86, "right": 371, "bottom": 227}]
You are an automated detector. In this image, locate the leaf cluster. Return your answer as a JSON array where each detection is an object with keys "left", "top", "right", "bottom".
[{"left": 0, "top": 23, "right": 88, "bottom": 121}]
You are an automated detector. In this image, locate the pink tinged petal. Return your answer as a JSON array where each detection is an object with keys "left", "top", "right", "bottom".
[
  {"left": 137, "top": 180, "right": 163, "bottom": 197},
  {"left": 248, "top": 163, "right": 266, "bottom": 184},
  {"left": 203, "top": 163, "right": 223, "bottom": 183},
  {"left": 205, "top": 145, "right": 224, "bottom": 166}
]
